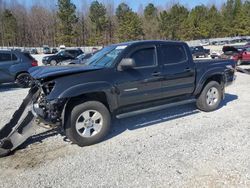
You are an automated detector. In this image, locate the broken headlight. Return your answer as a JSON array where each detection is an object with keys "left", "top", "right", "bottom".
[{"left": 42, "top": 81, "right": 55, "bottom": 95}]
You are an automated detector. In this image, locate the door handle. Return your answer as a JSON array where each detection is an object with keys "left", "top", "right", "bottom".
[
  {"left": 185, "top": 68, "right": 192, "bottom": 72},
  {"left": 151, "top": 72, "right": 161, "bottom": 77}
]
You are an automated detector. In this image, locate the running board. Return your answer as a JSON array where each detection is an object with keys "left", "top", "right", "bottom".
[{"left": 116, "top": 99, "right": 196, "bottom": 119}]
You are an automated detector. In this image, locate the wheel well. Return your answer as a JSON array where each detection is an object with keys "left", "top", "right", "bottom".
[
  {"left": 15, "top": 71, "right": 29, "bottom": 79},
  {"left": 63, "top": 92, "right": 110, "bottom": 127},
  {"left": 197, "top": 74, "right": 224, "bottom": 97},
  {"left": 65, "top": 92, "right": 110, "bottom": 112},
  {"left": 205, "top": 74, "right": 224, "bottom": 86}
]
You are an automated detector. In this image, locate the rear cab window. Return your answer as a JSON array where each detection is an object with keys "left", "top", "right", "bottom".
[{"left": 158, "top": 44, "right": 188, "bottom": 65}]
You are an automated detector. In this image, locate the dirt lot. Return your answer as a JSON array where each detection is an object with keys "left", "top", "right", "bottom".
[{"left": 0, "top": 70, "right": 250, "bottom": 187}]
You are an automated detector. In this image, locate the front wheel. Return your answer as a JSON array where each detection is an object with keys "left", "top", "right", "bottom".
[
  {"left": 65, "top": 101, "right": 111, "bottom": 147},
  {"left": 196, "top": 81, "right": 222, "bottom": 112},
  {"left": 16, "top": 73, "right": 32, "bottom": 88}
]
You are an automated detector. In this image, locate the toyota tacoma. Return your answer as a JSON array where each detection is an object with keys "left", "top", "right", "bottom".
[{"left": 0, "top": 40, "right": 236, "bottom": 157}]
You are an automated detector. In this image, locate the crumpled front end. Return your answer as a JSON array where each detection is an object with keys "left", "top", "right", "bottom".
[
  {"left": 32, "top": 81, "right": 67, "bottom": 126},
  {"left": 0, "top": 80, "right": 67, "bottom": 157}
]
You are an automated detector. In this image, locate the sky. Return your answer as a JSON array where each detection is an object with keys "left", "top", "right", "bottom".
[{"left": 7, "top": 0, "right": 226, "bottom": 11}]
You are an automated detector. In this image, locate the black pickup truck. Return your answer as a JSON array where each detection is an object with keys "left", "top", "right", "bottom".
[
  {"left": 0, "top": 40, "right": 236, "bottom": 156},
  {"left": 190, "top": 46, "right": 210, "bottom": 58}
]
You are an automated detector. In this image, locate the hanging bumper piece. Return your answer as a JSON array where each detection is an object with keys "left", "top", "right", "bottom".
[{"left": 0, "top": 86, "right": 42, "bottom": 157}]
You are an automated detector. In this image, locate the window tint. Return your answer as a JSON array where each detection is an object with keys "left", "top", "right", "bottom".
[
  {"left": 158, "top": 45, "right": 187, "bottom": 65},
  {"left": 12, "top": 54, "right": 18, "bottom": 61},
  {"left": 67, "top": 50, "right": 78, "bottom": 57},
  {"left": 131, "top": 48, "right": 155, "bottom": 68},
  {"left": 0, "top": 53, "right": 12, "bottom": 62},
  {"left": 23, "top": 52, "right": 34, "bottom": 60}
]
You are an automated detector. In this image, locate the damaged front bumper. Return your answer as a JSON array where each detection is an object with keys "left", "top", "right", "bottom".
[{"left": 0, "top": 84, "right": 66, "bottom": 157}]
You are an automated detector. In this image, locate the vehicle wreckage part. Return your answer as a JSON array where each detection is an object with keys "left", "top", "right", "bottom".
[
  {"left": 236, "top": 66, "right": 250, "bottom": 75},
  {"left": 0, "top": 86, "right": 42, "bottom": 157}
]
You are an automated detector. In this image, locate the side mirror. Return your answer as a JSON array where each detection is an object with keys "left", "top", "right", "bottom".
[{"left": 118, "top": 58, "right": 136, "bottom": 71}]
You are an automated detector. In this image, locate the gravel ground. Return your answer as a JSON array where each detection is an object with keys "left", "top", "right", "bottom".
[{"left": 0, "top": 70, "right": 250, "bottom": 188}]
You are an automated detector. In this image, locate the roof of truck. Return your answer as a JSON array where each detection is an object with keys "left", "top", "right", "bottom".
[{"left": 114, "top": 40, "right": 186, "bottom": 46}]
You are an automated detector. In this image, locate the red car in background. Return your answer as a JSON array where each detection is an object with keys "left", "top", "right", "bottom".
[
  {"left": 237, "top": 46, "right": 250, "bottom": 65},
  {"left": 221, "top": 45, "right": 250, "bottom": 65}
]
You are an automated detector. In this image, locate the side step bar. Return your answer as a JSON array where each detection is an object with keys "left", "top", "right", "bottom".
[{"left": 116, "top": 99, "right": 196, "bottom": 119}]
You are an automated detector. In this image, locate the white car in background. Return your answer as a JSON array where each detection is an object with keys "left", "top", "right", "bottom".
[{"left": 210, "top": 51, "right": 222, "bottom": 59}]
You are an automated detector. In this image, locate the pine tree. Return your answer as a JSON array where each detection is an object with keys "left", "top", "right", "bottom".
[
  {"left": 2, "top": 9, "right": 17, "bottom": 46},
  {"left": 143, "top": 3, "right": 159, "bottom": 40},
  {"left": 116, "top": 4, "right": 143, "bottom": 42},
  {"left": 116, "top": 3, "right": 131, "bottom": 22},
  {"left": 88, "top": 1, "right": 108, "bottom": 45},
  {"left": 57, "top": 0, "right": 78, "bottom": 46}
]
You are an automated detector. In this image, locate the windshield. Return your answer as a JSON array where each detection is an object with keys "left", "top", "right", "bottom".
[{"left": 85, "top": 45, "right": 127, "bottom": 67}]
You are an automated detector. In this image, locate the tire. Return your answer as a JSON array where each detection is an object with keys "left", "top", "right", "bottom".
[
  {"left": 65, "top": 101, "right": 111, "bottom": 147},
  {"left": 0, "top": 148, "right": 10, "bottom": 158},
  {"left": 196, "top": 81, "right": 222, "bottom": 112},
  {"left": 237, "top": 59, "right": 242, "bottom": 66},
  {"left": 50, "top": 60, "right": 57, "bottom": 66},
  {"left": 16, "top": 73, "right": 32, "bottom": 88}
]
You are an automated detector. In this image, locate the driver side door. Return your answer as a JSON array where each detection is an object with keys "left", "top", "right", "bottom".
[{"left": 115, "top": 45, "right": 163, "bottom": 108}]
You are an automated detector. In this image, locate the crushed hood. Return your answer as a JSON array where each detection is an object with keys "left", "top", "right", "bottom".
[{"left": 29, "top": 65, "right": 102, "bottom": 79}]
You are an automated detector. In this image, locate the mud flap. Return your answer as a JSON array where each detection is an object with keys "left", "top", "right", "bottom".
[{"left": 0, "top": 86, "right": 41, "bottom": 157}]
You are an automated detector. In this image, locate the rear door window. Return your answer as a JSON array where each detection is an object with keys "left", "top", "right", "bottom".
[
  {"left": 0, "top": 53, "right": 12, "bottom": 62},
  {"left": 130, "top": 47, "right": 156, "bottom": 68},
  {"left": 67, "top": 50, "right": 78, "bottom": 57},
  {"left": 158, "top": 44, "right": 187, "bottom": 65},
  {"left": 12, "top": 54, "right": 18, "bottom": 61}
]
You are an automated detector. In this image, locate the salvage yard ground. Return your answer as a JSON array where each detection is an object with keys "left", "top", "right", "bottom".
[{"left": 0, "top": 66, "right": 249, "bottom": 187}]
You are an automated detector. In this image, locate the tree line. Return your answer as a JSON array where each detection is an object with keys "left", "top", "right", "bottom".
[{"left": 0, "top": 0, "right": 249, "bottom": 47}]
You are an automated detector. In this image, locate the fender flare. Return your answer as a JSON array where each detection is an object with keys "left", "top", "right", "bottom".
[
  {"left": 58, "top": 81, "right": 118, "bottom": 111},
  {"left": 194, "top": 68, "right": 226, "bottom": 96}
]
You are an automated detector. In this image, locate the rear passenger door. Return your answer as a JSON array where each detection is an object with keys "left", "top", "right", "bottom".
[
  {"left": 67, "top": 50, "right": 79, "bottom": 59},
  {"left": 0, "top": 52, "right": 17, "bottom": 83},
  {"left": 157, "top": 44, "right": 196, "bottom": 98}
]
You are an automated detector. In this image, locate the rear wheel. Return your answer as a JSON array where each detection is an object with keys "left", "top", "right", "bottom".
[
  {"left": 16, "top": 73, "right": 32, "bottom": 88},
  {"left": 65, "top": 101, "right": 111, "bottom": 147},
  {"left": 50, "top": 60, "right": 57, "bottom": 66},
  {"left": 196, "top": 81, "right": 222, "bottom": 112}
]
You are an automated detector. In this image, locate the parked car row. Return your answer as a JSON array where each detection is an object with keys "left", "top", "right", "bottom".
[
  {"left": 206, "top": 37, "right": 250, "bottom": 46},
  {"left": 43, "top": 46, "right": 58, "bottom": 54}
]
